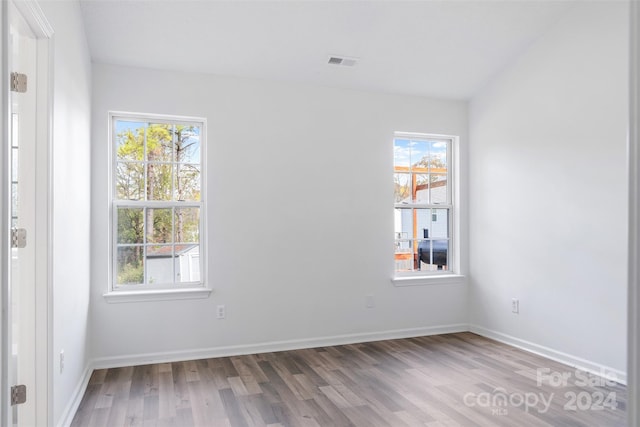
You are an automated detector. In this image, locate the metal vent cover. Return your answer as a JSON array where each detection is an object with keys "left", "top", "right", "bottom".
[{"left": 327, "top": 55, "right": 359, "bottom": 67}]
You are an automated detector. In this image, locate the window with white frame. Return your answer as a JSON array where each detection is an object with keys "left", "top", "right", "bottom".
[
  {"left": 394, "top": 134, "right": 454, "bottom": 275},
  {"left": 111, "top": 113, "right": 205, "bottom": 291}
]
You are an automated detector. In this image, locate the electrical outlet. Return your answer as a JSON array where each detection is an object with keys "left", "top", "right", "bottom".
[
  {"left": 512, "top": 298, "right": 519, "bottom": 314},
  {"left": 217, "top": 305, "right": 226, "bottom": 319},
  {"left": 60, "top": 350, "right": 65, "bottom": 373},
  {"left": 365, "top": 295, "right": 374, "bottom": 308}
]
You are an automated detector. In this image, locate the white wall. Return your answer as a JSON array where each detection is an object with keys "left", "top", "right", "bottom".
[
  {"left": 90, "top": 64, "right": 468, "bottom": 362},
  {"left": 38, "top": 1, "right": 92, "bottom": 424},
  {"left": 469, "top": 2, "right": 628, "bottom": 376}
]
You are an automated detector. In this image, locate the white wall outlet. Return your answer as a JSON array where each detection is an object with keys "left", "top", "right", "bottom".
[
  {"left": 216, "top": 305, "right": 226, "bottom": 319},
  {"left": 60, "top": 350, "right": 65, "bottom": 373},
  {"left": 512, "top": 298, "right": 519, "bottom": 314},
  {"left": 365, "top": 295, "right": 374, "bottom": 308}
]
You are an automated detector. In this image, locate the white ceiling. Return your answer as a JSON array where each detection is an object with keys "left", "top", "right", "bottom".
[{"left": 79, "top": 0, "right": 575, "bottom": 100}]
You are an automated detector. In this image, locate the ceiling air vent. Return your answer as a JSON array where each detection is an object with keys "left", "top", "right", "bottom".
[{"left": 328, "top": 55, "right": 359, "bottom": 67}]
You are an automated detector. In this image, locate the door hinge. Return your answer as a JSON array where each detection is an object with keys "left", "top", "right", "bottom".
[
  {"left": 10, "top": 72, "right": 27, "bottom": 93},
  {"left": 11, "top": 228, "right": 27, "bottom": 248},
  {"left": 11, "top": 385, "right": 26, "bottom": 406}
]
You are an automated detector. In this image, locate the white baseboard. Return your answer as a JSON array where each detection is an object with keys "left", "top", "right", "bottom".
[
  {"left": 91, "top": 323, "right": 468, "bottom": 370},
  {"left": 56, "top": 365, "right": 93, "bottom": 427},
  {"left": 469, "top": 324, "right": 627, "bottom": 385}
]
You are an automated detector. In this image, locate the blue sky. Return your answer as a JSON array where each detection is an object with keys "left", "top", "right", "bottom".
[{"left": 394, "top": 138, "right": 447, "bottom": 168}]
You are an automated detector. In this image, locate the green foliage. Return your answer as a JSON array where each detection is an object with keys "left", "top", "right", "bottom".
[
  {"left": 117, "top": 208, "right": 143, "bottom": 243},
  {"left": 117, "top": 261, "right": 143, "bottom": 285},
  {"left": 149, "top": 208, "right": 173, "bottom": 243},
  {"left": 116, "top": 129, "right": 144, "bottom": 161}
]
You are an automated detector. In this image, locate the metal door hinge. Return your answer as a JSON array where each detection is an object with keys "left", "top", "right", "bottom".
[
  {"left": 11, "top": 228, "right": 27, "bottom": 248},
  {"left": 11, "top": 385, "right": 26, "bottom": 405},
  {"left": 11, "top": 72, "right": 27, "bottom": 93}
]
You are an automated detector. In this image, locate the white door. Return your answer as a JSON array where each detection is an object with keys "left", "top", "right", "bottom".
[{"left": 4, "top": 1, "right": 40, "bottom": 425}]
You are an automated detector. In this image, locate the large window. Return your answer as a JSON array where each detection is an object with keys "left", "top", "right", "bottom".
[
  {"left": 394, "top": 134, "right": 453, "bottom": 275},
  {"left": 111, "top": 113, "right": 205, "bottom": 291}
]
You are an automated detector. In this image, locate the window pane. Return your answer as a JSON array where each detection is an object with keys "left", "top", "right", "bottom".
[
  {"left": 417, "top": 240, "right": 431, "bottom": 269},
  {"left": 416, "top": 240, "right": 449, "bottom": 271},
  {"left": 11, "top": 147, "right": 18, "bottom": 182},
  {"left": 410, "top": 140, "right": 430, "bottom": 171},
  {"left": 147, "top": 208, "right": 173, "bottom": 244},
  {"left": 394, "top": 252, "right": 414, "bottom": 272},
  {"left": 113, "top": 116, "right": 204, "bottom": 289},
  {"left": 394, "top": 239, "right": 412, "bottom": 253},
  {"left": 414, "top": 174, "right": 429, "bottom": 204},
  {"left": 116, "top": 246, "right": 144, "bottom": 285},
  {"left": 394, "top": 239, "right": 414, "bottom": 272},
  {"left": 146, "top": 124, "right": 174, "bottom": 162},
  {"left": 146, "top": 245, "right": 174, "bottom": 284},
  {"left": 415, "top": 209, "right": 431, "bottom": 239},
  {"left": 394, "top": 208, "right": 413, "bottom": 239},
  {"left": 430, "top": 173, "right": 448, "bottom": 204},
  {"left": 394, "top": 173, "right": 411, "bottom": 203},
  {"left": 431, "top": 208, "right": 449, "bottom": 239},
  {"left": 433, "top": 240, "right": 449, "bottom": 270},
  {"left": 147, "top": 164, "right": 173, "bottom": 200},
  {"left": 11, "top": 183, "right": 17, "bottom": 220},
  {"left": 175, "top": 164, "right": 201, "bottom": 201},
  {"left": 117, "top": 208, "right": 144, "bottom": 244},
  {"left": 393, "top": 138, "right": 410, "bottom": 168},
  {"left": 175, "top": 245, "right": 200, "bottom": 283},
  {"left": 115, "top": 121, "right": 145, "bottom": 161},
  {"left": 116, "top": 162, "right": 144, "bottom": 200},
  {"left": 393, "top": 136, "right": 452, "bottom": 275},
  {"left": 176, "top": 125, "right": 200, "bottom": 163},
  {"left": 175, "top": 208, "right": 200, "bottom": 243},
  {"left": 430, "top": 141, "right": 447, "bottom": 171}
]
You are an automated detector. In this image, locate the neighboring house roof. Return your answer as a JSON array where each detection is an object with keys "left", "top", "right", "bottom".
[
  {"left": 397, "top": 180, "right": 447, "bottom": 204},
  {"left": 415, "top": 179, "right": 446, "bottom": 192},
  {"left": 146, "top": 244, "right": 198, "bottom": 258}
]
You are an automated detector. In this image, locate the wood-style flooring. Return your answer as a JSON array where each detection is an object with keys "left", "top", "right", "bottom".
[{"left": 71, "top": 332, "right": 626, "bottom": 426}]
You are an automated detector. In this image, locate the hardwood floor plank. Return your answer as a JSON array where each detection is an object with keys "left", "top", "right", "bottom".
[
  {"left": 184, "top": 360, "right": 200, "bottom": 382},
  {"left": 71, "top": 333, "right": 626, "bottom": 427},
  {"left": 243, "top": 394, "right": 280, "bottom": 425},
  {"left": 158, "top": 370, "right": 176, "bottom": 419},
  {"left": 318, "top": 386, "right": 352, "bottom": 409},
  {"left": 143, "top": 364, "right": 160, "bottom": 397},
  {"left": 142, "top": 395, "right": 159, "bottom": 422},
  {"left": 229, "top": 376, "right": 251, "bottom": 397},
  {"left": 244, "top": 355, "right": 271, "bottom": 383},
  {"left": 89, "top": 369, "right": 108, "bottom": 385},
  {"left": 170, "top": 361, "right": 191, "bottom": 410},
  {"left": 220, "top": 387, "right": 250, "bottom": 427},
  {"left": 105, "top": 379, "right": 133, "bottom": 426},
  {"left": 175, "top": 407, "right": 195, "bottom": 427},
  {"left": 86, "top": 407, "right": 110, "bottom": 427},
  {"left": 393, "top": 409, "right": 424, "bottom": 427},
  {"left": 123, "top": 397, "right": 144, "bottom": 427},
  {"left": 308, "top": 391, "right": 355, "bottom": 426},
  {"left": 70, "top": 384, "right": 103, "bottom": 427}
]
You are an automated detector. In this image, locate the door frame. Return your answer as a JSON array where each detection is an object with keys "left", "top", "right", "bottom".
[
  {"left": 629, "top": 3, "right": 640, "bottom": 426},
  {"left": 0, "top": 0, "right": 53, "bottom": 425}
]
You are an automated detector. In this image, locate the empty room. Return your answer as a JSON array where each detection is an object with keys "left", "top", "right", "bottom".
[{"left": 1, "top": 0, "right": 639, "bottom": 426}]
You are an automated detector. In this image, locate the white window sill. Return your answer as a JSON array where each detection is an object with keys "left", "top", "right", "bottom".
[
  {"left": 104, "top": 287, "right": 213, "bottom": 303},
  {"left": 392, "top": 274, "right": 465, "bottom": 287}
]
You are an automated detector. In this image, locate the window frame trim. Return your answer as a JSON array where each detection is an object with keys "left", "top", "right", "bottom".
[
  {"left": 107, "top": 111, "right": 209, "bottom": 298},
  {"left": 392, "top": 132, "right": 461, "bottom": 283}
]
